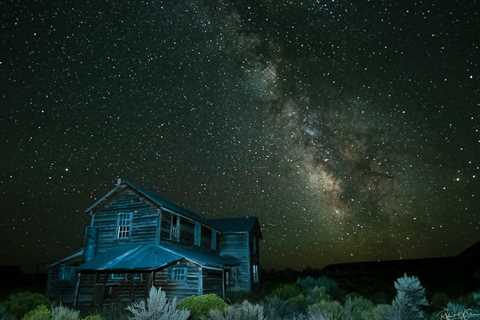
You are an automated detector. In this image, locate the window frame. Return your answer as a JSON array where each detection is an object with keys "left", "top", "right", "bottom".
[
  {"left": 252, "top": 264, "right": 259, "bottom": 283},
  {"left": 169, "top": 266, "right": 187, "bottom": 282},
  {"left": 117, "top": 212, "right": 133, "bottom": 239}
]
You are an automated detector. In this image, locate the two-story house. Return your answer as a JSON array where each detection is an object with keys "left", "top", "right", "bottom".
[{"left": 46, "top": 179, "right": 262, "bottom": 309}]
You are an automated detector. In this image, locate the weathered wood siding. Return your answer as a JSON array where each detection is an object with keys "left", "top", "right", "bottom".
[
  {"left": 46, "top": 265, "right": 77, "bottom": 304},
  {"left": 153, "top": 260, "right": 200, "bottom": 300},
  {"left": 92, "top": 189, "right": 160, "bottom": 254},
  {"left": 219, "top": 232, "right": 251, "bottom": 291},
  {"left": 202, "top": 269, "right": 223, "bottom": 297}
]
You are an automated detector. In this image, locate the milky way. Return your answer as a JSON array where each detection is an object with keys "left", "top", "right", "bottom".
[{"left": 1, "top": 0, "right": 479, "bottom": 270}]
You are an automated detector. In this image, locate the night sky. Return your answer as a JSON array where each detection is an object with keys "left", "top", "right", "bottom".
[{"left": 1, "top": 0, "right": 479, "bottom": 271}]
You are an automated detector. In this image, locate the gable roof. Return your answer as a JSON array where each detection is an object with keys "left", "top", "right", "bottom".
[
  {"left": 208, "top": 216, "right": 262, "bottom": 238},
  {"left": 84, "top": 179, "right": 205, "bottom": 224},
  {"left": 78, "top": 243, "right": 239, "bottom": 272}
]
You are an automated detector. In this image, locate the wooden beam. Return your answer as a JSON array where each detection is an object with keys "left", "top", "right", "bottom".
[
  {"left": 73, "top": 273, "right": 81, "bottom": 308},
  {"left": 198, "top": 267, "right": 203, "bottom": 295},
  {"left": 221, "top": 269, "right": 225, "bottom": 299}
]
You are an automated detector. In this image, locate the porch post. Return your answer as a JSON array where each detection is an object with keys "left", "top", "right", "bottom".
[
  {"left": 221, "top": 269, "right": 225, "bottom": 299},
  {"left": 73, "top": 273, "right": 81, "bottom": 308}
]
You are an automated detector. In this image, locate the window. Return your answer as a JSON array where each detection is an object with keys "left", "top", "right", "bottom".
[
  {"left": 170, "top": 215, "right": 180, "bottom": 241},
  {"left": 117, "top": 212, "right": 132, "bottom": 239},
  {"left": 110, "top": 273, "right": 124, "bottom": 281},
  {"left": 252, "top": 265, "right": 259, "bottom": 283},
  {"left": 58, "top": 264, "right": 75, "bottom": 282},
  {"left": 229, "top": 267, "right": 238, "bottom": 286},
  {"left": 169, "top": 267, "right": 187, "bottom": 281}
]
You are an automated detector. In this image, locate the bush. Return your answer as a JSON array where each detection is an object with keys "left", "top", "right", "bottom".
[
  {"left": 387, "top": 274, "right": 429, "bottom": 320},
  {"left": 308, "top": 300, "right": 343, "bottom": 320},
  {"left": 205, "top": 301, "right": 264, "bottom": 320},
  {"left": 370, "top": 304, "right": 392, "bottom": 320},
  {"left": 3, "top": 292, "right": 50, "bottom": 320},
  {"left": 177, "top": 294, "right": 227, "bottom": 320},
  {"left": 51, "top": 306, "right": 79, "bottom": 320},
  {"left": 297, "top": 276, "right": 340, "bottom": 298},
  {"left": 1, "top": 304, "right": 14, "bottom": 320},
  {"left": 81, "top": 315, "right": 103, "bottom": 320},
  {"left": 271, "top": 284, "right": 302, "bottom": 300},
  {"left": 126, "top": 287, "right": 189, "bottom": 320},
  {"left": 306, "top": 287, "right": 331, "bottom": 305},
  {"left": 286, "top": 294, "right": 309, "bottom": 314},
  {"left": 22, "top": 305, "right": 51, "bottom": 320},
  {"left": 343, "top": 296, "right": 375, "bottom": 320}
]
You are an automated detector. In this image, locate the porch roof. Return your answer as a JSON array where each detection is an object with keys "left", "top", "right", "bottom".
[{"left": 78, "top": 243, "right": 239, "bottom": 272}]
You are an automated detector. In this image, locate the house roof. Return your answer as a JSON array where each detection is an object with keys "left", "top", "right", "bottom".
[
  {"left": 78, "top": 243, "right": 239, "bottom": 272},
  {"left": 208, "top": 216, "right": 262, "bottom": 238},
  {"left": 84, "top": 179, "right": 206, "bottom": 224}
]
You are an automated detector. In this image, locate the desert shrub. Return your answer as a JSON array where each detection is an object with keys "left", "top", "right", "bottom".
[
  {"left": 343, "top": 295, "right": 375, "bottom": 320},
  {"left": 51, "top": 306, "right": 79, "bottom": 320},
  {"left": 430, "top": 292, "right": 449, "bottom": 310},
  {"left": 387, "top": 274, "right": 429, "bottom": 320},
  {"left": 1, "top": 304, "right": 14, "bottom": 320},
  {"left": 306, "top": 287, "right": 331, "bottom": 305},
  {"left": 22, "top": 305, "right": 51, "bottom": 320},
  {"left": 286, "top": 294, "right": 309, "bottom": 314},
  {"left": 126, "top": 287, "right": 189, "bottom": 320},
  {"left": 370, "top": 304, "right": 392, "bottom": 320},
  {"left": 297, "top": 276, "right": 341, "bottom": 299},
  {"left": 308, "top": 300, "right": 343, "bottom": 320},
  {"left": 472, "top": 292, "right": 480, "bottom": 306},
  {"left": 271, "top": 284, "right": 302, "bottom": 300},
  {"left": 177, "top": 294, "right": 227, "bottom": 320},
  {"left": 263, "top": 295, "right": 291, "bottom": 319},
  {"left": 3, "top": 292, "right": 50, "bottom": 320},
  {"left": 205, "top": 301, "right": 264, "bottom": 320},
  {"left": 81, "top": 315, "right": 103, "bottom": 320}
]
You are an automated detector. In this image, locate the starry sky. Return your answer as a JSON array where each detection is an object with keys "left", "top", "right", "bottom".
[{"left": 1, "top": 0, "right": 479, "bottom": 271}]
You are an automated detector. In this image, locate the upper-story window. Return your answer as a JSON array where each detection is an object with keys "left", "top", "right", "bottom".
[
  {"left": 170, "top": 215, "right": 180, "bottom": 241},
  {"left": 117, "top": 212, "right": 132, "bottom": 239}
]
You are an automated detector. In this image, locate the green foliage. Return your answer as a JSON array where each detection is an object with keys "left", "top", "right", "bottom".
[
  {"left": 306, "top": 287, "right": 331, "bottom": 305},
  {"left": 343, "top": 296, "right": 375, "bottom": 320},
  {"left": 126, "top": 287, "right": 189, "bottom": 320},
  {"left": 370, "top": 304, "right": 392, "bottom": 320},
  {"left": 22, "top": 305, "right": 51, "bottom": 320},
  {"left": 297, "top": 276, "right": 340, "bottom": 299},
  {"left": 472, "top": 292, "right": 480, "bottom": 306},
  {"left": 271, "top": 284, "right": 302, "bottom": 300},
  {"left": 387, "top": 274, "right": 429, "bottom": 320},
  {"left": 81, "top": 315, "right": 103, "bottom": 320},
  {"left": 3, "top": 292, "right": 50, "bottom": 320},
  {"left": 177, "top": 294, "right": 227, "bottom": 320},
  {"left": 51, "top": 306, "right": 79, "bottom": 320},
  {"left": 205, "top": 301, "right": 265, "bottom": 320},
  {"left": 0, "top": 304, "right": 14, "bottom": 320},
  {"left": 286, "top": 294, "right": 309, "bottom": 314},
  {"left": 308, "top": 300, "right": 343, "bottom": 320}
]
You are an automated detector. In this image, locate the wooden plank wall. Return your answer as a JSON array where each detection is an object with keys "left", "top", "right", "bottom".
[
  {"left": 93, "top": 189, "right": 159, "bottom": 254},
  {"left": 46, "top": 266, "right": 77, "bottom": 304},
  {"left": 153, "top": 260, "right": 200, "bottom": 300},
  {"left": 220, "top": 232, "right": 251, "bottom": 292}
]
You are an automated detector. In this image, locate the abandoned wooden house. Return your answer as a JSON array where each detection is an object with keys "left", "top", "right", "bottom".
[{"left": 47, "top": 179, "right": 262, "bottom": 309}]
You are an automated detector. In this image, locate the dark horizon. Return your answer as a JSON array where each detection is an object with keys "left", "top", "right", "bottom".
[{"left": 1, "top": 0, "right": 479, "bottom": 271}]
